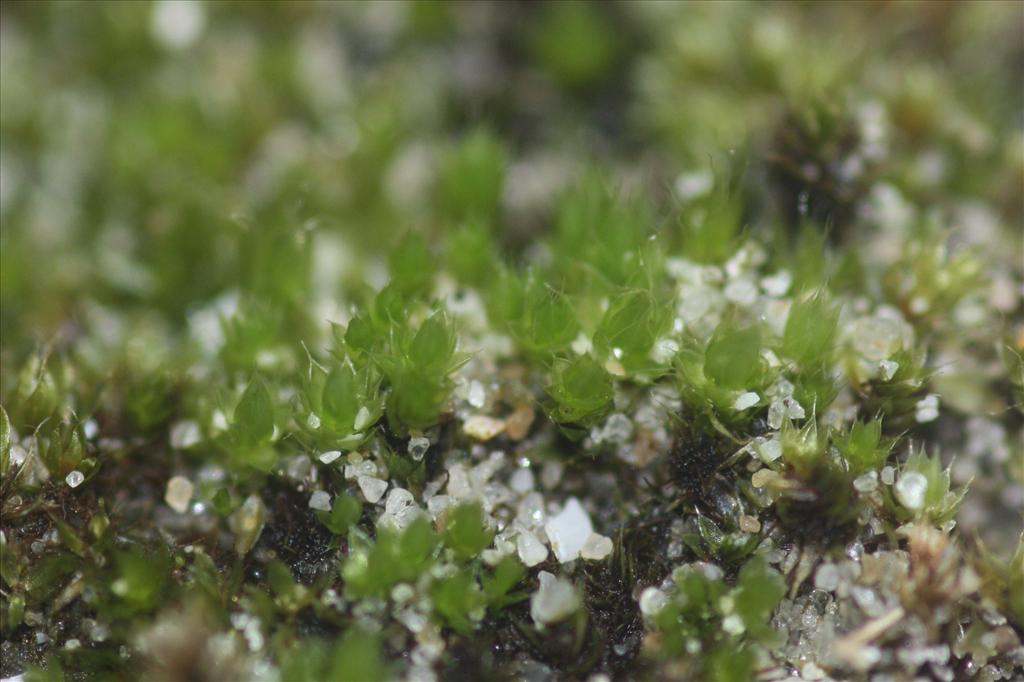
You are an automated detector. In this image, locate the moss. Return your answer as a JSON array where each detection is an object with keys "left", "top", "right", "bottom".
[{"left": 1, "top": 2, "right": 1022, "bottom": 681}]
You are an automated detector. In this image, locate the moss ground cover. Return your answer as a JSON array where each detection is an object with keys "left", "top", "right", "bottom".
[{"left": 1, "top": 2, "right": 1022, "bottom": 681}]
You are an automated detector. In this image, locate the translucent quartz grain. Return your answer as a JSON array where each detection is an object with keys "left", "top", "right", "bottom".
[
  {"left": 467, "top": 381, "right": 486, "bottom": 408},
  {"left": 853, "top": 471, "right": 879, "bottom": 493},
  {"left": 509, "top": 468, "right": 535, "bottom": 495},
  {"left": 407, "top": 436, "right": 430, "bottom": 461},
  {"left": 580, "top": 533, "right": 613, "bottom": 560},
  {"left": 308, "top": 491, "right": 331, "bottom": 511},
  {"left": 915, "top": 395, "right": 940, "bottom": 423},
  {"left": 318, "top": 450, "right": 342, "bottom": 464},
  {"left": 357, "top": 476, "right": 388, "bottom": 504},
  {"left": 739, "top": 515, "right": 761, "bottom": 533},
  {"left": 530, "top": 572, "right": 578, "bottom": 625},
  {"left": 638, "top": 587, "right": 668, "bottom": 617},
  {"left": 895, "top": 471, "right": 928, "bottom": 511},
  {"left": 516, "top": 531, "right": 548, "bottom": 567},
  {"left": 385, "top": 487, "right": 415, "bottom": 515},
  {"left": 544, "top": 497, "right": 594, "bottom": 563},
  {"left": 165, "top": 476, "right": 195, "bottom": 513},
  {"left": 733, "top": 392, "right": 760, "bottom": 411},
  {"left": 814, "top": 563, "right": 840, "bottom": 592},
  {"left": 463, "top": 415, "right": 506, "bottom": 441}
]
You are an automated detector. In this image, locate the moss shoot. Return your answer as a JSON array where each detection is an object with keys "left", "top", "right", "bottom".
[{"left": 1, "top": 2, "right": 1022, "bottom": 682}]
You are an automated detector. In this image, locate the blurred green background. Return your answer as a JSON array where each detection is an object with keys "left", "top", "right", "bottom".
[{"left": 2, "top": 0, "right": 1020, "bottom": 361}]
